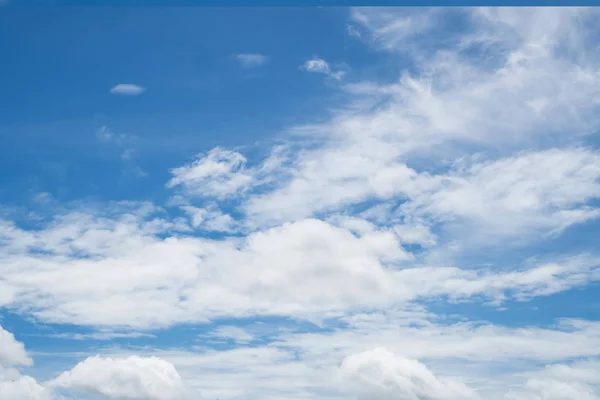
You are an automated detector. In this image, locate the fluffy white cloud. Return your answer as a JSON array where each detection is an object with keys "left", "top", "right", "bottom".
[
  {"left": 50, "top": 355, "right": 189, "bottom": 400},
  {"left": 0, "top": 326, "right": 49, "bottom": 400},
  {"left": 0, "top": 367, "right": 49, "bottom": 400},
  {"left": 340, "top": 347, "right": 477, "bottom": 400},
  {"left": 1, "top": 204, "right": 599, "bottom": 328},
  {"left": 0, "top": 324, "right": 32, "bottom": 367},
  {"left": 2, "top": 8, "right": 600, "bottom": 400},
  {"left": 110, "top": 83, "right": 145, "bottom": 96},
  {"left": 235, "top": 53, "right": 269, "bottom": 67}
]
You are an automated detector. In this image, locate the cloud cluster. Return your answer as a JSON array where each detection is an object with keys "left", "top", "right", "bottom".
[
  {"left": 0, "top": 323, "right": 194, "bottom": 400},
  {"left": 2, "top": 6, "right": 600, "bottom": 400},
  {"left": 2, "top": 205, "right": 599, "bottom": 328}
]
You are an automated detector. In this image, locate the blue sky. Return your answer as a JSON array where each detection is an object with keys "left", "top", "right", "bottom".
[{"left": 1, "top": 6, "right": 600, "bottom": 400}]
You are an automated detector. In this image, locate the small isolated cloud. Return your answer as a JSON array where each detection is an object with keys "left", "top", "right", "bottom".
[
  {"left": 303, "top": 57, "right": 331, "bottom": 74},
  {"left": 235, "top": 53, "right": 269, "bottom": 68},
  {"left": 110, "top": 83, "right": 145, "bottom": 96},
  {"left": 301, "top": 57, "right": 346, "bottom": 80}
]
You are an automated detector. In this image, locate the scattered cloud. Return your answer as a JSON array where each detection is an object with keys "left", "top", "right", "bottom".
[
  {"left": 301, "top": 57, "right": 346, "bottom": 80},
  {"left": 167, "top": 147, "right": 252, "bottom": 199},
  {"left": 2, "top": 7, "right": 600, "bottom": 400},
  {"left": 235, "top": 53, "right": 269, "bottom": 67},
  {"left": 110, "top": 83, "right": 145, "bottom": 96},
  {"left": 96, "top": 126, "right": 147, "bottom": 177}
]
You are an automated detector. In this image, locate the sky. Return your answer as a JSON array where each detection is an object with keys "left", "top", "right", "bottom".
[{"left": 1, "top": 5, "right": 600, "bottom": 400}]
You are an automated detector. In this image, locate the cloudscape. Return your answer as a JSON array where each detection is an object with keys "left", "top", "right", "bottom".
[{"left": 1, "top": 6, "right": 600, "bottom": 400}]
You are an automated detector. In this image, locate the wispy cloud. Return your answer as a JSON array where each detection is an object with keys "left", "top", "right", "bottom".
[
  {"left": 96, "top": 126, "right": 147, "bottom": 177},
  {"left": 109, "top": 83, "right": 145, "bottom": 96},
  {"left": 235, "top": 53, "right": 269, "bottom": 68},
  {"left": 301, "top": 57, "right": 346, "bottom": 80}
]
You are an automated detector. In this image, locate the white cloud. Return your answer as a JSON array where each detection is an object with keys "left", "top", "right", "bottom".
[
  {"left": 1, "top": 203, "right": 599, "bottom": 329},
  {"left": 0, "top": 324, "right": 32, "bottom": 367},
  {"left": 506, "top": 361, "right": 600, "bottom": 400},
  {"left": 0, "top": 367, "right": 49, "bottom": 400},
  {"left": 2, "top": 8, "right": 600, "bottom": 400},
  {"left": 179, "top": 205, "right": 237, "bottom": 232},
  {"left": 301, "top": 57, "right": 346, "bottom": 80},
  {"left": 0, "top": 326, "right": 49, "bottom": 400},
  {"left": 96, "top": 126, "right": 147, "bottom": 177},
  {"left": 340, "top": 347, "right": 478, "bottom": 400},
  {"left": 401, "top": 148, "right": 600, "bottom": 239},
  {"left": 110, "top": 83, "right": 145, "bottom": 96},
  {"left": 303, "top": 58, "right": 331, "bottom": 74},
  {"left": 167, "top": 148, "right": 252, "bottom": 199},
  {"left": 235, "top": 53, "right": 269, "bottom": 67},
  {"left": 50, "top": 355, "right": 190, "bottom": 400},
  {"left": 209, "top": 326, "right": 254, "bottom": 344},
  {"left": 97, "top": 125, "right": 127, "bottom": 144}
]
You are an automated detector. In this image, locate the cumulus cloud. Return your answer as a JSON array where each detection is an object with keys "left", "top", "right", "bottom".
[
  {"left": 0, "top": 367, "right": 49, "bottom": 400},
  {"left": 110, "top": 83, "right": 145, "bottom": 96},
  {"left": 235, "top": 53, "right": 269, "bottom": 67},
  {"left": 0, "top": 326, "right": 49, "bottom": 400},
  {"left": 2, "top": 8, "right": 600, "bottom": 400},
  {"left": 50, "top": 355, "right": 189, "bottom": 400},
  {"left": 340, "top": 348, "right": 477, "bottom": 400},
  {"left": 0, "top": 324, "right": 32, "bottom": 367}
]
